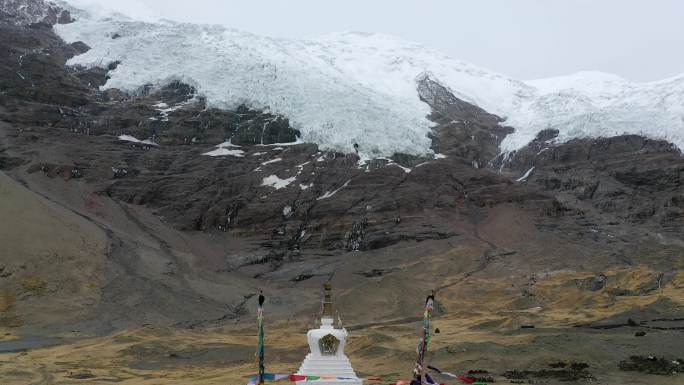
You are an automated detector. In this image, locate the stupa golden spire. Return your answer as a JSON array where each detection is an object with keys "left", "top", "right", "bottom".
[{"left": 322, "top": 282, "right": 333, "bottom": 318}]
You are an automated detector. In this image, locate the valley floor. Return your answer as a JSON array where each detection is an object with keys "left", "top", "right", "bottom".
[{"left": 1, "top": 316, "right": 683, "bottom": 385}]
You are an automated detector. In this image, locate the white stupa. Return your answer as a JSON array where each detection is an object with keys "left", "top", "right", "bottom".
[{"left": 295, "top": 283, "right": 363, "bottom": 385}]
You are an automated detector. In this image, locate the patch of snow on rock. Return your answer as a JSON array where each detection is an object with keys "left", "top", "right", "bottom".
[
  {"left": 261, "top": 174, "right": 296, "bottom": 190},
  {"left": 203, "top": 148, "right": 245, "bottom": 157},
  {"left": 261, "top": 157, "right": 282, "bottom": 166},
  {"left": 117, "top": 134, "right": 157, "bottom": 146},
  {"left": 216, "top": 140, "right": 242, "bottom": 148},
  {"left": 516, "top": 166, "right": 535, "bottom": 182},
  {"left": 317, "top": 179, "right": 351, "bottom": 200},
  {"left": 393, "top": 164, "right": 412, "bottom": 173},
  {"left": 203, "top": 140, "right": 245, "bottom": 156}
]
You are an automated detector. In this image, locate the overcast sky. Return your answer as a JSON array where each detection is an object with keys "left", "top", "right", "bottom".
[{"left": 67, "top": 0, "right": 684, "bottom": 81}]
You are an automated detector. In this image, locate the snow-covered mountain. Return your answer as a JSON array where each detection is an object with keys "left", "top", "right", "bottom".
[
  {"left": 513, "top": 71, "right": 684, "bottom": 153},
  {"left": 53, "top": 1, "right": 684, "bottom": 157}
]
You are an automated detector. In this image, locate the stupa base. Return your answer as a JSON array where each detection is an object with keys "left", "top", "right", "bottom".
[{"left": 295, "top": 380, "right": 362, "bottom": 385}]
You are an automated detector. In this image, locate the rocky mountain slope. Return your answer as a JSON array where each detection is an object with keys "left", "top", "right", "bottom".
[{"left": 0, "top": 3, "right": 683, "bottom": 384}]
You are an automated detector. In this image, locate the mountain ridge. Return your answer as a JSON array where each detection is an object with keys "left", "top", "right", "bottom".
[{"left": 45, "top": 0, "right": 684, "bottom": 158}]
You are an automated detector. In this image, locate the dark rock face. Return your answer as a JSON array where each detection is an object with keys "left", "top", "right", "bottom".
[
  {"left": 417, "top": 73, "right": 514, "bottom": 168},
  {"left": 0, "top": 153, "right": 25, "bottom": 169},
  {"left": 0, "top": 0, "right": 72, "bottom": 26},
  {"left": 0, "top": 21, "right": 92, "bottom": 107},
  {"left": 619, "top": 356, "right": 683, "bottom": 375},
  {"left": 503, "top": 134, "right": 684, "bottom": 234}
]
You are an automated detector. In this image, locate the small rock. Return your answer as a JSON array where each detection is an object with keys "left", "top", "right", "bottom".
[
  {"left": 291, "top": 274, "right": 314, "bottom": 282},
  {"left": 68, "top": 370, "right": 95, "bottom": 379}
]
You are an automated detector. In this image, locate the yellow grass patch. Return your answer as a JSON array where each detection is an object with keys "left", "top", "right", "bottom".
[{"left": 21, "top": 275, "right": 46, "bottom": 294}]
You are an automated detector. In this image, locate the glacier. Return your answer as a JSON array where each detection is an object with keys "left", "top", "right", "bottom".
[
  {"left": 53, "top": 1, "right": 684, "bottom": 158},
  {"left": 507, "top": 71, "right": 684, "bottom": 152}
]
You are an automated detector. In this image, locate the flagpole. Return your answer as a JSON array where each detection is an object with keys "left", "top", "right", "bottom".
[
  {"left": 257, "top": 291, "right": 266, "bottom": 385},
  {"left": 412, "top": 291, "right": 435, "bottom": 384}
]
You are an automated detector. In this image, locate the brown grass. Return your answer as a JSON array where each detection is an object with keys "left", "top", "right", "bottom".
[
  {"left": 0, "top": 290, "right": 15, "bottom": 313},
  {"left": 0, "top": 264, "right": 681, "bottom": 384},
  {"left": 22, "top": 275, "right": 46, "bottom": 294}
]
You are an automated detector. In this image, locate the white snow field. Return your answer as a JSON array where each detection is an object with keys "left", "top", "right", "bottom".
[
  {"left": 202, "top": 141, "right": 245, "bottom": 157},
  {"left": 55, "top": 2, "right": 684, "bottom": 157}
]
